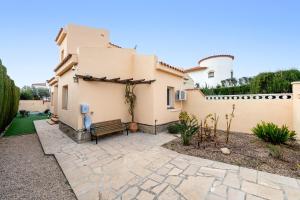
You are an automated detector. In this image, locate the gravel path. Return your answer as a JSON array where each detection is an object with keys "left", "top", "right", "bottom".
[{"left": 0, "top": 134, "right": 76, "bottom": 200}]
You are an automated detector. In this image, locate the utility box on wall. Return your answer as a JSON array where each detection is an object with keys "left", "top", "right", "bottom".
[{"left": 80, "top": 104, "right": 89, "bottom": 114}]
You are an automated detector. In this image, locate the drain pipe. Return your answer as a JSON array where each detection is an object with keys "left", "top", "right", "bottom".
[{"left": 154, "top": 119, "right": 157, "bottom": 135}]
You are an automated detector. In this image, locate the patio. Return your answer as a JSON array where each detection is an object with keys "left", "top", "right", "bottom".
[{"left": 34, "top": 120, "right": 300, "bottom": 200}]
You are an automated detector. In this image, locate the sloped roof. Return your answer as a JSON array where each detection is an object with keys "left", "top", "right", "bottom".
[
  {"left": 158, "top": 61, "right": 184, "bottom": 73},
  {"left": 184, "top": 66, "right": 208, "bottom": 73}
]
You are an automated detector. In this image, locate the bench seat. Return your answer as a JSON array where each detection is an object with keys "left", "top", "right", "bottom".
[{"left": 90, "top": 119, "right": 128, "bottom": 144}]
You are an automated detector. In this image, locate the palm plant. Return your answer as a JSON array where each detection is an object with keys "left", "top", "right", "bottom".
[{"left": 178, "top": 112, "right": 199, "bottom": 145}]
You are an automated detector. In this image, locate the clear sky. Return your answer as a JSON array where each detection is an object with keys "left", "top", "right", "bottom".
[{"left": 1, "top": 0, "right": 300, "bottom": 87}]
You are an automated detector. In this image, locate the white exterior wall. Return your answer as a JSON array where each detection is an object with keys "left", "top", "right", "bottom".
[{"left": 188, "top": 57, "right": 233, "bottom": 88}]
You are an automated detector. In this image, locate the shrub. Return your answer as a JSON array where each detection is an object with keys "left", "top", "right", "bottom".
[
  {"left": 177, "top": 113, "right": 199, "bottom": 145},
  {"left": 252, "top": 122, "right": 296, "bottom": 144},
  {"left": 167, "top": 123, "right": 181, "bottom": 134},
  {"left": 201, "top": 69, "right": 300, "bottom": 95},
  {"left": 267, "top": 144, "right": 283, "bottom": 159},
  {"left": 0, "top": 60, "right": 20, "bottom": 132}
]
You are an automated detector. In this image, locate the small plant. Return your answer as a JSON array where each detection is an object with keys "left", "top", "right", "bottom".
[
  {"left": 203, "top": 114, "right": 213, "bottom": 138},
  {"left": 19, "top": 110, "right": 29, "bottom": 118},
  {"left": 125, "top": 83, "right": 136, "bottom": 122},
  {"left": 252, "top": 122, "right": 296, "bottom": 144},
  {"left": 225, "top": 104, "right": 235, "bottom": 144},
  {"left": 211, "top": 113, "right": 219, "bottom": 138},
  {"left": 167, "top": 123, "right": 181, "bottom": 134},
  {"left": 267, "top": 144, "right": 283, "bottom": 159},
  {"left": 178, "top": 112, "right": 199, "bottom": 145},
  {"left": 179, "top": 111, "right": 189, "bottom": 124}
]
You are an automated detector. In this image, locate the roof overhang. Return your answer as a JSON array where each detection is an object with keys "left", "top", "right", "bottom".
[
  {"left": 55, "top": 27, "right": 67, "bottom": 45},
  {"left": 184, "top": 66, "right": 208, "bottom": 73},
  {"left": 157, "top": 61, "right": 184, "bottom": 78},
  {"left": 54, "top": 54, "right": 78, "bottom": 76},
  {"left": 198, "top": 55, "right": 234, "bottom": 64},
  {"left": 47, "top": 77, "right": 58, "bottom": 86}
]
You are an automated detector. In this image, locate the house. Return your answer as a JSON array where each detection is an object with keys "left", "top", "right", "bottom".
[
  {"left": 47, "top": 24, "right": 187, "bottom": 142},
  {"left": 184, "top": 55, "right": 234, "bottom": 88},
  {"left": 32, "top": 82, "right": 48, "bottom": 89}
]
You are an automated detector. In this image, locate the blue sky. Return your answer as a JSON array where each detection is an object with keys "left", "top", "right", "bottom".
[{"left": 1, "top": 0, "right": 300, "bottom": 87}]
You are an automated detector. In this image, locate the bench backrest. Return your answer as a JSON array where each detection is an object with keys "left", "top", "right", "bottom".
[{"left": 92, "top": 119, "right": 123, "bottom": 134}]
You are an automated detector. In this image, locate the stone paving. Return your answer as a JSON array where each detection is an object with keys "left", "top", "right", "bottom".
[{"left": 34, "top": 120, "right": 300, "bottom": 200}]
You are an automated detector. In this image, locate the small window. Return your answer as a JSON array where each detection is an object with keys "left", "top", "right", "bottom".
[
  {"left": 51, "top": 92, "right": 54, "bottom": 106},
  {"left": 62, "top": 85, "right": 68, "bottom": 110},
  {"left": 167, "top": 87, "right": 174, "bottom": 109},
  {"left": 61, "top": 50, "right": 64, "bottom": 61},
  {"left": 208, "top": 71, "right": 214, "bottom": 78}
]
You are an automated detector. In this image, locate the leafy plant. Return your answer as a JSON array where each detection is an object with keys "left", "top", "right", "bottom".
[
  {"left": 225, "top": 104, "right": 235, "bottom": 144},
  {"left": 178, "top": 112, "right": 199, "bottom": 145},
  {"left": 201, "top": 69, "right": 300, "bottom": 95},
  {"left": 167, "top": 123, "right": 181, "bottom": 134},
  {"left": 124, "top": 83, "right": 136, "bottom": 122},
  {"left": 179, "top": 111, "right": 190, "bottom": 124},
  {"left": 267, "top": 144, "right": 283, "bottom": 159},
  {"left": 252, "top": 122, "right": 296, "bottom": 144}
]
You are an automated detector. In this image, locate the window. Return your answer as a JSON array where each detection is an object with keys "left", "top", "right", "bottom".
[
  {"left": 62, "top": 85, "right": 68, "bottom": 110},
  {"left": 61, "top": 50, "right": 64, "bottom": 61},
  {"left": 167, "top": 87, "right": 174, "bottom": 109},
  {"left": 51, "top": 92, "right": 54, "bottom": 106},
  {"left": 208, "top": 71, "right": 214, "bottom": 78}
]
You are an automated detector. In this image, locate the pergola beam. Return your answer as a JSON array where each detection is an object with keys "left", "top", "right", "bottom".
[{"left": 75, "top": 74, "right": 155, "bottom": 85}]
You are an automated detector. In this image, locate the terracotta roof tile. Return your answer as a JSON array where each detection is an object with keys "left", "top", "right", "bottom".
[
  {"left": 158, "top": 61, "right": 184, "bottom": 73},
  {"left": 109, "top": 42, "right": 122, "bottom": 48}
]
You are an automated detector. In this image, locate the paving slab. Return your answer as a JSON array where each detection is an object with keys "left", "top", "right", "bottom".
[{"left": 34, "top": 120, "right": 300, "bottom": 200}]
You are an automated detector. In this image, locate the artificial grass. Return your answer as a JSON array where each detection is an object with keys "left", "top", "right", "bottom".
[{"left": 4, "top": 114, "right": 48, "bottom": 137}]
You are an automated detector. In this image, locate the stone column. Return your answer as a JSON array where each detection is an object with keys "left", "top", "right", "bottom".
[{"left": 292, "top": 82, "right": 300, "bottom": 139}]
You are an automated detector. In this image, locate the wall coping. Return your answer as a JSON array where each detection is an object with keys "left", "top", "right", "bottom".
[
  {"left": 206, "top": 93, "right": 293, "bottom": 100},
  {"left": 291, "top": 81, "right": 300, "bottom": 85}
]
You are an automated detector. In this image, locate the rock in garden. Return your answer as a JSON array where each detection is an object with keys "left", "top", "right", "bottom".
[{"left": 220, "top": 148, "right": 230, "bottom": 155}]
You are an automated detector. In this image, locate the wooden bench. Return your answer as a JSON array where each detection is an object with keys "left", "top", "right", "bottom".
[{"left": 90, "top": 119, "right": 128, "bottom": 144}]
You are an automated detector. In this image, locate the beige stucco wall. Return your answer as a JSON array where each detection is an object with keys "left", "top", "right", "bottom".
[
  {"left": 292, "top": 82, "right": 300, "bottom": 139},
  {"left": 50, "top": 84, "right": 58, "bottom": 115},
  {"left": 19, "top": 100, "right": 50, "bottom": 112},
  {"left": 183, "top": 90, "right": 293, "bottom": 134},
  {"left": 153, "top": 66, "right": 184, "bottom": 125},
  {"left": 132, "top": 55, "right": 156, "bottom": 125},
  {"left": 59, "top": 24, "right": 109, "bottom": 58},
  {"left": 56, "top": 70, "right": 81, "bottom": 130}
]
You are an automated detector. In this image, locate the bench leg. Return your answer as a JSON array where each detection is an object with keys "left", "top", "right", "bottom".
[
  {"left": 96, "top": 136, "right": 98, "bottom": 144},
  {"left": 126, "top": 129, "right": 128, "bottom": 136}
]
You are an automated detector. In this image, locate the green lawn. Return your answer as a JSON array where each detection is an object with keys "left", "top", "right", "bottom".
[{"left": 4, "top": 113, "right": 49, "bottom": 137}]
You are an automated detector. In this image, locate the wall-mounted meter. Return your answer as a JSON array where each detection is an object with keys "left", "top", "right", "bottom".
[{"left": 80, "top": 104, "right": 89, "bottom": 114}]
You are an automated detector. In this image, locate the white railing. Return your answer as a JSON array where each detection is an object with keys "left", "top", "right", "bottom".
[{"left": 205, "top": 93, "right": 293, "bottom": 100}]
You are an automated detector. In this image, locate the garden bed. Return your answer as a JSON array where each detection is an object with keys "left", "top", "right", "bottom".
[{"left": 162, "top": 131, "right": 300, "bottom": 179}]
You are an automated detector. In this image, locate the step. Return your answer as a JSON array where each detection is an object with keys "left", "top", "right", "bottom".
[
  {"left": 46, "top": 119, "right": 56, "bottom": 125},
  {"left": 50, "top": 117, "right": 59, "bottom": 123}
]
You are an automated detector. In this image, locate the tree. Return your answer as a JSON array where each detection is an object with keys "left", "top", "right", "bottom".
[
  {"left": 20, "top": 86, "right": 34, "bottom": 100},
  {"left": 36, "top": 88, "right": 50, "bottom": 99}
]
